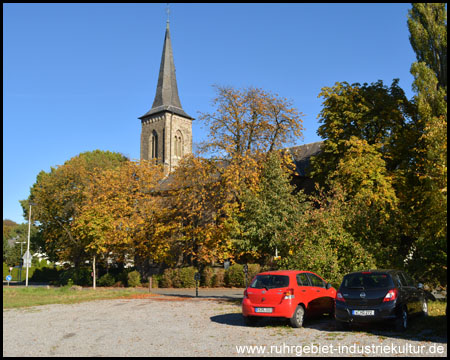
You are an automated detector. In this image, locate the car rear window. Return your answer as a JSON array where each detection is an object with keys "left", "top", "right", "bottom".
[
  {"left": 341, "top": 273, "right": 394, "bottom": 290},
  {"left": 250, "top": 275, "right": 290, "bottom": 289}
]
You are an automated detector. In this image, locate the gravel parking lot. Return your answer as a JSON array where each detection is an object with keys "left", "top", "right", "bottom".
[{"left": 3, "top": 296, "right": 447, "bottom": 357}]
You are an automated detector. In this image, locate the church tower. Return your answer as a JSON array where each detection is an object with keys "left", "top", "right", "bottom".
[{"left": 139, "top": 17, "right": 193, "bottom": 173}]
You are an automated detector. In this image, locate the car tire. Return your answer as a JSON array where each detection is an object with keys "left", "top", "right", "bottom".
[
  {"left": 243, "top": 315, "right": 258, "bottom": 326},
  {"left": 421, "top": 298, "right": 429, "bottom": 317},
  {"left": 395, "top": 307, "right": 408, "bottom": 332},
  {"left": 289, "top": 305, "right": 305, "bottom": 328}
]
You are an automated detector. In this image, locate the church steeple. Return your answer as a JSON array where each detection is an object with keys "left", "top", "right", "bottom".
[
  {"left": 139, "top": 12, "right": 193, "bottom": 173},
  {"left": 139, "top": 20, "right": 192, "bottom": 120}
]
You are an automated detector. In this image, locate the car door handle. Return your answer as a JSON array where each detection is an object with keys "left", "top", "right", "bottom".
[
  {"left": 301, "top": 290, "right": 306, "bottom": 292},
  {"left": 316, "top": 290, "right": 320, "bottom": 293}
]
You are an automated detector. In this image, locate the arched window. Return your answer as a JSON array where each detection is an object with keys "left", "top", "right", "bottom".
[
  {"left": 151, "top": 130, "right": 158, "bottom": 159},
  {"left": 175, "top": 130, "right": 183, "bottom": 158}
]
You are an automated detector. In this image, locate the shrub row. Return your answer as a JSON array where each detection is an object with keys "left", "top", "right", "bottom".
[
  {"left": 4, "top": 262, "right": 263, "bottom": 288},
  {"left": 158, "top": 264, "right": 261, "bottom": 288}
]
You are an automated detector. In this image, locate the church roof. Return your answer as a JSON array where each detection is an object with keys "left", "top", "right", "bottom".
[
  {"left": 157, "top": 141, "right": 324, "bottom": 191},
  {"left": 139, "top": 21, "right": 193, "bottom": 120},
  {"left": 286, "top": 141, "right": 323, "bottom": 177}
]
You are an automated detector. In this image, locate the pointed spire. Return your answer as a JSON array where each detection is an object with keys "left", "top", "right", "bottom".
[{"left": 140, "top": 13, "right": 192, "bottom": 120}]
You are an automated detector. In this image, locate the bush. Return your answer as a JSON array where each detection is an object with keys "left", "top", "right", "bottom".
[
  {"left": 151, "top": 274, "right": 161, "bottom": 288},
  {"left": 201, "top": 266, "right": 215, "bottom": 287},
  {"left": 247, "top": 264, "right": 261, "bottom": 285},
  {"left": 127, "top": 270, "right": 141, "bottom": 287},
  {"left": 179, "top": 267, "right": 197, "bottom": 288},
  {"left": 97, "top": 273, "right": 116, "bottom": 287},
  {"left": 212, "top": 268, "right": 225, "bottom": 287},
  {"left": 225, "top": 264, "right": 245, "bottom": 287},
  {"left": 58, "top": 267, "right": 92, "bottom": 286},
  {"left": 30, "top": 266, "right": 61, "bottom": 283},
  {"left": 160, "top": 268, "right": 175, "bottom": 288}
]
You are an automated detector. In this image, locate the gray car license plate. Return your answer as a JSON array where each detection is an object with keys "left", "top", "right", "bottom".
[
  {"left": 352, "top": 310, "right": 375, "bottom": 316},
  {"left": 255, "top": 307, "right": 273, "bottom": 313}
]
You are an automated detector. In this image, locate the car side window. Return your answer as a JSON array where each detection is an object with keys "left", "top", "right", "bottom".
[
  {"left": 402, "top": 272, "right": 416, "bottom": 287},
  {"left": 296, "top": 273, "right": 310, "bottom": 286},
  {"left": 307, "top": 273, "right": 325, "bottom": 288},
  {"left": 393, "top": 274, "right": 403, "bottom": 288},
  {"left": 398, "top": 273, "right": 409, "bottom": 287}
]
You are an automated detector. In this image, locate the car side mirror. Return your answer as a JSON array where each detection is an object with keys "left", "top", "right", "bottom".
[
  {"left": 326, "top": 282, "right": 332, "bottom": 290},
  {"left": 417, "top": 283, "right": 424, "bottom": 289}
]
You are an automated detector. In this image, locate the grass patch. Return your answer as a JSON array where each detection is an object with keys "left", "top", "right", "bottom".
[
  {"left": 406, "top": 300, "right": 447, "bottom": 340},
  {"left": 3, "top": 287, "right": 154, "bottom": 309}
]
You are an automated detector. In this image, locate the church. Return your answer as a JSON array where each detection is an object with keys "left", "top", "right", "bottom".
[
  {"left": 138, "top": 18, "right": 193, "bottom": 174},
  {"left": 139, "top": 17, "right": 322, "bottom": 185}
]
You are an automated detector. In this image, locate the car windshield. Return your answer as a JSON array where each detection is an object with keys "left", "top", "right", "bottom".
[
  {"left": 342, "top": 273, "right": 394, "bottom": 290},
  {"left": 250, "top": 275, "right": 290, "bottom": 289}
]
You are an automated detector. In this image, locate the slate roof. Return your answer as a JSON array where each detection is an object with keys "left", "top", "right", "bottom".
[
  {"left": 156, "top": 142, "right": 323, "bottom": 192},
  {"left": 286, "top": 141, "right": 323, "bottom": 177},
  {"left": 139, "top": 22, "right": 193, "bottom": 121}
]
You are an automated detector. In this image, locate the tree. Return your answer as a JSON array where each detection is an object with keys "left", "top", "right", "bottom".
[
  {"left": 310, "top": 80, "right": 418, "bottom": 263},
  {"left": 406, "top": 3, "right": 447, "bottom": 285},
  {"left": 22, "top": 150, "right": 128, "bottom": 266},
  {"left": 161, "top": 155, "right": 236, "bottom": 267},
  {"left": 234, "top": 150, "right": 308, "bottom": 265},
  {"left": 310, "top": 79, "right": 418, "bottom": 185},
  {"left": 408, "top": 3, "right": 447, "bottom": 90},
  {"left": 73, "top": 159, "right": 165, "bottom": 285},
  {"left": 199, "top": 85, "right": 304, "bottom": 158},
  {"left": 279, "top": 186, "right": 376, "bottom": 287}
]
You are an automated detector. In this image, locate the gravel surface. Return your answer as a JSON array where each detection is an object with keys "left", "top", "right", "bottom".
[{"left": 3, "top": 296, "right": 447, "bottom": 357}]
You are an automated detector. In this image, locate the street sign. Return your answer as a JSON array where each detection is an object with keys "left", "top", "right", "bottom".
[
  {"left": 23, "top": 250, "right": 32, "bottom": 268},
  {"left": 6, "top": 275, "right": 12, "bottom": 281}
]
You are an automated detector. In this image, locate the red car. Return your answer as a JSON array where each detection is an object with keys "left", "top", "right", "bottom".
[{"left": 242, "top": 270, "right": 336, "bottom": 327}]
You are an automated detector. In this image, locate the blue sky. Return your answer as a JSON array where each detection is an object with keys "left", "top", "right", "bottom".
[{"left": 4, "top": 3, "right": 417, "bottom": 224}]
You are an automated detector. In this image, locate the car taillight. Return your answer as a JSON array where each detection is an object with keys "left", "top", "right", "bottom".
[
  {"left": 383, "top": 289, "right": 398, "bottom": 302},
  {"left": 336, "top": 291, "right": 346, "bottom": 302},
  {"left": 244, "top": 289, "right": 248, "bottom": 299},
  {"left": 284, "top": 289, "right": 295, "bottom": 300}
]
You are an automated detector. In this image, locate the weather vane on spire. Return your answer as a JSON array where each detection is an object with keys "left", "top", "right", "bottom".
[{"left": 166, "top": 3, "right": 170, "bottom": 24}]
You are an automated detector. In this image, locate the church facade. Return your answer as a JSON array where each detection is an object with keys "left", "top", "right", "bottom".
[
  {"left": 140, "top": 19, "right": 322, "bottom": 185},
  {"left": 139, "top": 20, "right": 193, "bottom": 173}
]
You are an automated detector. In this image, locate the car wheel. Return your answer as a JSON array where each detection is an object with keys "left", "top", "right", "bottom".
[
  {"left": 395, "top": 307, "right": 408, "bottom": 332},
  {"left": 243, "top": 315, "right": 258, "bottom": 326},
  {"left": 289, "top": 305, "right": 305, "bottom": 328},
  {"left": 421, "top": 298, "right": 428, "bottom": 317}
]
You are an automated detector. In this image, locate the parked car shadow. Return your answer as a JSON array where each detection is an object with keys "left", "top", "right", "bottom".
[
  {"left": 333, "top": 315, "right": 447, "bottom": 344},
  {"left": 210, "top": 313, "right": 335, "bottom": 330}
]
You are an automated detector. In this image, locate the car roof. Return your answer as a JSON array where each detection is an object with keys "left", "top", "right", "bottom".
[
  {"left": 344, "top": 269, "right": 399, "bottom": 276},
  {"left": 256, "top": 270, "right": 317, "bottom": 276}
]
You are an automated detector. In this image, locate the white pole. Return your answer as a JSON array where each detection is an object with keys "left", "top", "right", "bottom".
[
  {"left": 25, "top": 203, "right": 32, "bottom": 287},
  {"left": 93, "top": 255, "right": 96, "bottom": 289}
]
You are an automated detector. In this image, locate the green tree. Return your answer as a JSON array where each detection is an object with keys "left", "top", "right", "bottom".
[
  {"left": 310, "top": 79, "right": 417, "bottom": 186},
  {"left": 310, "top": 80, "right": 418, "bottom": 263},
  {"left": 279, "top": 187, "right": 376, "bottom": 287},
  {"left": 234, "top": 151, "right": 308, "bottom": 265},
  {"left": 406, "top": 3, "right": 447, "bottom": 285},
  {"left": 22, "top": 150, "right": 128, "bottom": 266}
]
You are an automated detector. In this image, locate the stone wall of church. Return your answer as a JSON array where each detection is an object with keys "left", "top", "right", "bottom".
[
  {"left": 140, "top": 114, "right": 166, "bottom": 163},
  {"left": 140, "top": 112, "right": 192, "bottom": 171}
]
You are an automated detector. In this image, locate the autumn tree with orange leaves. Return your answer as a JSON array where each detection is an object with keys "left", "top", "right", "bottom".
[{"left": 73, "top": 160, "right": 165, "bottom": 286}]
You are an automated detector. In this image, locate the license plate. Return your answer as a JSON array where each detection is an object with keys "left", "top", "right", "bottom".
[
  {"left": 352, "top": 310, "right": 375, "bottom": 316},
  {"left": 255, "top": 307, "right": 273, "bottom": 313}
]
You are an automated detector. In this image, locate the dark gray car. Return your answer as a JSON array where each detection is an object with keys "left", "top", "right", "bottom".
[{"left": 335, "top": 269, "right": 428, "bottom": 331}]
